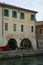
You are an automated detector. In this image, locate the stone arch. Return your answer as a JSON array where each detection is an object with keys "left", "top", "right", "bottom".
[
  {"left": 7, "top": 38, "right": 18, "bottom": 50},
  {"left": 20, "top": 38, "right": 32, "bottom": 49}
]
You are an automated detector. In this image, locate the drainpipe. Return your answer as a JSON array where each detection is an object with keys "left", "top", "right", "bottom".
[{"left": 2, "top": 5, "right": 4, "bottom": 46}]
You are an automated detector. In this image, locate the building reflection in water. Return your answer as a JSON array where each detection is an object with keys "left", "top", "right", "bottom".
[{"left": 0, "top": 56, "right": 43, "bottom": 65}]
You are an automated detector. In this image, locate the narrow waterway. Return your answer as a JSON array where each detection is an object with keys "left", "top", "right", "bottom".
[{"left": 0, "top": 56, "right": 43, "bottom": 65}]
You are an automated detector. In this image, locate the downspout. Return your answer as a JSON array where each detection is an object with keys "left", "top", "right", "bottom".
[{"left": 2, "top": 5, "right": 4, "bottom": 46}]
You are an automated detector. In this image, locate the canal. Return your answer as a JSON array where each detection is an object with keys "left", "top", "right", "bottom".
[{"left": 0, "top": 56, "right": 43, "bottom": 65}]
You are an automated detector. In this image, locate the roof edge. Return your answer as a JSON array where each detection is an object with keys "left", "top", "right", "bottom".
[{"left": 0, "top": 2, "right": 38, "bottom": 13}]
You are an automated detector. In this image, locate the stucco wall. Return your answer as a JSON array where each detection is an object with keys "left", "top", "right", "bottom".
[
  {"left": 0, "top": 7, "right": 3, "bottom": 46},
  {"left": 0, "top": 6, "right": 37, "bottom": 49}
]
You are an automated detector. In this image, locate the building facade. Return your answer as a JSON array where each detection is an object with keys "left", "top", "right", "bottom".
[
  {"left": 36, "top": 21, "right": 43, "bottom": 49},
  {"left": 0, "top": 3, "right": 37, "bottom": 50}
]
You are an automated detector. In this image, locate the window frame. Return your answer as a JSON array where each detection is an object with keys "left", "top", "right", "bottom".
[
  {"left": 31, "top": 14, "right": 35, "bottom": 21},
  {"left": 40, "top": 29, "right": 42, "bottom": 34},
  {"left": 12, "top": 11, "right": 17, "bottom": 18},
  {"left": 21, "top": 25, "right": 24, "bottom": 32},
  {"left": 4, "top": 9, "right": 9, "bottom": 17},
  {"left": 20, "top": 12, "right": 24, "bottom": 19},
  {"left": 5, "top": 23, "right": 8, "bottom": 31},
  {"left": 31, "top": 26, "right": 33, "bottom": 32},
  {"left": 13, "top": 24, "right": 16, "bottom": 31}
]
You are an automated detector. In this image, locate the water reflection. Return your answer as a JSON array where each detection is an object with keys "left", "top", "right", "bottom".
[{"left": 0, "top": 56, "right": 43, "bottom": 65}]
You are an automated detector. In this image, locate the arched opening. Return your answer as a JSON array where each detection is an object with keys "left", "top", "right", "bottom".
[
  {"left": 8, "top": 38, "right": 18, "bottom": 50},
  {"left": 20, "top": 38, "right": 32, "bottom": 49}
]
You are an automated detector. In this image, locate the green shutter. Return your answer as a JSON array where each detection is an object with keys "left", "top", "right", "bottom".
[
  {"left": 4, "top": 9, "right": 6, "bottom": 16},
  {"left": 31, "top": 15, "right": 35, "bottom": 21},
  {"left": 4, "top": 9, "right": 9, "bottom": 17},
  {"left": 12, "top": 11, "right": 17, "bottom": 18},
  {"left": 12, "top": 11, "right": 14, "bottom": 17},
  {"left": 20, "top": 12, "right": 24, "bottom": 19}
]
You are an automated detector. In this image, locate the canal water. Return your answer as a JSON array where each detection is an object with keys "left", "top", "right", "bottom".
[{"left": 0, "top": 56, "right": 43, "bottom": 65}]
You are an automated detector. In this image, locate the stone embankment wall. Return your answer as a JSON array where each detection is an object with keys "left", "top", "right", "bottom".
[{"left": 0, "top": 49, "right": 43, "bottom": 59}]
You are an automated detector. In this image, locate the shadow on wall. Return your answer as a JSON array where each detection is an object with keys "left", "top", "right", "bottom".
[
  {"left": 8, "top": 38, "right": 18, "bottom": 50},
  {"left": 20, "top": 38, "right": 33, "bottom": 49},
  {"left": 0, "top": 38, "right": 33, "bottom": 51}
]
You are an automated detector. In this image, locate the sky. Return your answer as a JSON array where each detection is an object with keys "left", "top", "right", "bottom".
[{"left": 0, "top": 0, "right": 43, "bottom": 21}]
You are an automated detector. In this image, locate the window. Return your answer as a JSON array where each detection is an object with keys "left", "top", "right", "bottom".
[
  {"left": 40, "top": 29, "right": 42, "bottom": 34},
  {"left": 13, "top": 24, "right": 16, "bottom": 31},
  {"left": 12, "top": 11, "right": 17, "bottom": 18},
  {"left": 31, "top": 26, "right": 33, "bottom": 32},
  {"left": 21, "top": 25, "right": 24, "bottom": 32},
  {"left": 4, "top": 9, "right": 9, "bottom": 17},
  {"left": 5, "top": 23, "right": 8, "bottom": 31},
  {"left": 20, "top": 12, "right": 24, "bottom": 19},
  {"left": 31, "top": 14, "right": 35, "bottom": 21}
]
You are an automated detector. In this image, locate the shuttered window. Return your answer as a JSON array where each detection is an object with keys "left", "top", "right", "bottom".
[
  {"left": 5, "top": 23, "right": 8, "bottom": 31},
  {"left": 13, "top": 24, "right": 16, "bottom": 31},
  {"left": 31, "top": 14, "right": 35, "bottom": 21},
  {"left": 21, "top": 25, "right": 24, "bottom": 32},
  {"left": 20, "top": 12, "right": 24, "bottom": 19},
  {"left": 4, "top": 9, "right": 9, "bottom": 17},
  {"left": 12, "top": 11, "right": 17, "bottom": 18}
]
